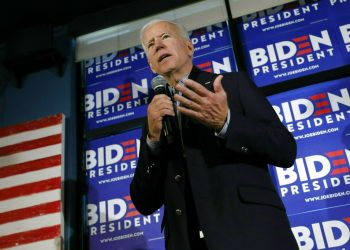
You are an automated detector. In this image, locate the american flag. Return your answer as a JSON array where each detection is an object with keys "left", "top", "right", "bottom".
[{"left": 0, "top": 114, "right": 64, "bottom": 249}]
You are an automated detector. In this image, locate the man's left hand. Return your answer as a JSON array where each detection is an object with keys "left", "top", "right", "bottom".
[{"left": 174, "top": 75, "right": 228, "bottom": 130}]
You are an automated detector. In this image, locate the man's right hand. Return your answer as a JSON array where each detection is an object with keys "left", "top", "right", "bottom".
[{"left": 147, "top": 94, "right": 175, "bottom": 141}]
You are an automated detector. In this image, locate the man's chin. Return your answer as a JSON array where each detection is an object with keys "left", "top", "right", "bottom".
[{"left": 157, "top": 66, "right": 176, "bottom": 76}]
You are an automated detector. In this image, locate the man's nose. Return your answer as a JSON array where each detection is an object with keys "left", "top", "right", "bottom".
[{"left": 154, "top": 38, "right": 164, "bottom": 51}]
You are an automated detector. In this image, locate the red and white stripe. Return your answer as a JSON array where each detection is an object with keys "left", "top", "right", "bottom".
[{"left": 0, "top": 114, "right": 64, "bottom": 249}]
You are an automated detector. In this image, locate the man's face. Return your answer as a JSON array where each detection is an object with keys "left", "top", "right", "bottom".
[{"left": 142, "top": 21, "right": 194, "bottom": 76}]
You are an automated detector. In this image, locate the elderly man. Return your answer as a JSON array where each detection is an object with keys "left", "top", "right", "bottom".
[{"left": 130, "top": 19, "right": 298, "bottom": 250}]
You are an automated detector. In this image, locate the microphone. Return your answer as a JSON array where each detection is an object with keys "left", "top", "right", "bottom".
[{"left": 151, "top": 75, "right": 177, "bottom": 144}]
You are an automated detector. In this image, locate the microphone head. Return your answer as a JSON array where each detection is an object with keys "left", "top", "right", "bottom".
[{"left": 151, "top": 75, "right": 167, "bottom": 90}]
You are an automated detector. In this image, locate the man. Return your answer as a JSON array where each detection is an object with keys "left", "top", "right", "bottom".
[{"left": 130, "top": 19, "right": 299, "bottom": 250}]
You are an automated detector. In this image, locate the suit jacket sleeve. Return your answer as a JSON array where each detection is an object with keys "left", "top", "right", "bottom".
[
  {"left": 130, "top": 124, "right": 164, "bottom": 215},
  {"left": 222, "top": 71, "right": 296, "bottom": 168}
]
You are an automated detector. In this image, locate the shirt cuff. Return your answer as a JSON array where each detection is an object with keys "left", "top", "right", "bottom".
[
  {"left": 215, "top": 109, "right": 230, "bottom": 139},
  {"left": 146, "top": 135, "right": 162, "bottom": 154}
]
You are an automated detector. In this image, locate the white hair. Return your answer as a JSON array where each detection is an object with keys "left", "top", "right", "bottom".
[{"left": 139, "top": 19, "right": 190, "bottom": 52}]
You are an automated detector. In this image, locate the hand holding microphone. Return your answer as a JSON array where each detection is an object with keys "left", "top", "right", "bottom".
[{"left": 147, "top": 75, "right": 177, "bottom": 144}]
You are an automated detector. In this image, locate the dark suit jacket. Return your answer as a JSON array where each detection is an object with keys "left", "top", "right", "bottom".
[{"left": 130, "top": 67, "right": 299, "bottom": 250}]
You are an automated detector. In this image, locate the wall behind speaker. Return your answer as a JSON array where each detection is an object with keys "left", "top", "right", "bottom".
[
  {"left": 5, "top": 24, "right": 53, "bottom": 61},
  {"left": 2, "top": 24, "right": 65, "bottom": 86}
]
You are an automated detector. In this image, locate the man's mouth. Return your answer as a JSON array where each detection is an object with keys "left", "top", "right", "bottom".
[{"left": 158, "top": 54, "right": 171, "bottom": 62}]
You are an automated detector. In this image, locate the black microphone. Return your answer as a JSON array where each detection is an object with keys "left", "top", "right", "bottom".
[{"left": 151, "top": 75, "right": 177, "bottom": 144}]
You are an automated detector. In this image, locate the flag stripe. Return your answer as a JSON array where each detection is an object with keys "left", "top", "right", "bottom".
[
  {"left": 293, "top": 35, "right": 308, "bottom": 42},
  {"left": 119, "top": 96, "right": 132, "bottom": 102},
  {"left": 0, "top": 213, "right": 61, "bottom": 237},
  {"left": 298, "top": 42, "right": 311, "bottom": 48},
  {"left": 0, "top": 114, "right": 62, "bottom": 138},
  {"left": 0, "top": 165, "right": 61, "bottom": 190},
  {"left": 198, "top": 61, "right": 211, "bottom": 68},
  {"left": 0, "top": 114, "right": 63, "bottom": 249},
  {"left": 121, "top": 140, "right": 135, "bottom": 146},
  {"left": 0, "top": 155, "right": 61, "bottom": 178},
  {"left": 0, "top": 124, "right": 62, "bottom": 148},
  {"left": 0, "top": 190, "right": 60, "bottom": 213},
  {"left": 0, "top": 177, "right": 61, "bottom": 201},
  {"left": 122, "top": 154, "right": 137, "bottom": 161},
  {"left": 309, "top": 93, "right": 327, "bottom": 100},
  {"left": 315, "top": 101, "right": 329, "bottom": 108},
  {"left": 0, "top": 201, "right": 60, "bottom": 225},
  {"left": 117, "top": 83, "right": 131, "bottom": 89},
  {"left": 0, "top": 144, "right": 62, "bottom": 168},
  {"left": 121, "top": 89, "right": 132, "bottom": 95},
  {"left": 125, "top": 146, "right": 136, "bottom": 153},
  {"left": 331, "top": 167, "right": 349, "bottom": 175},
  {"left": 326, "top": 150, "right": 344, "bottom": 157},
  {"left": 0, "top": 225, "right": 60, "bottom": 249},
  {"left": 314, "top": 108, "right": 331, "bottom": 116},
  {"left": 332, "top": 159, "right": 347, "bottom": 166},
  {"left": 0, "top": 134, "right": 62, "bottom": 157},
  {"left": 4, "top": 238, "right": 60, "bottom": 250},
  {"left": 126, "top": 211, "right": 140, "bottom": 218},
  {"left": 296, "top": 48, "right": 312, "bottom": 56}
]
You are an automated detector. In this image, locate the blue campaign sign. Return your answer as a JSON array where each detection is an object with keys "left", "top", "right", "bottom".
[
  {"left": 244, "top": 21, "right": 346, "bottom": 87},
  {"left": 237, "top": 1, "right": 327, "bottom": 43},
  {"left": 326, "top": 0, "right": 350, "bottom": 65},
  {"left": 84, "top": 68, "right": 154, "bottom": 131},
  {"left": 85, "top": 129, "right": 142, "bottom": 186},
  {"left": 330, "top": 18, "right": 350, "bottom": 65},
  {"left": 84, "top": 47, "right": 149, "bottom": 85},
  {"left": 289, "top": 204, "right": 350, "bottom": 250},
  {"left": 267, "top": 77, "right": 350, "bottom": 215},
  {"left": 85, "top": 129, "right": 165, "bottom": 250},
  {"left": 324, "top": 0, "right": 350, "bottom": 20},
  {"left": 194, "top": 48, "right": 237, "bottom": 74},
  {"left": 238, "top": 0, "right": 350, "bottom": 87},
  {"left": 191, "top": 22, "right": 237, "bottom": 73}
]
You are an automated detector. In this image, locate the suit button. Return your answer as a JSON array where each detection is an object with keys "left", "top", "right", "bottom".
[
  {"left": 241, "top": 146, "right": 248, "bottom": 154},
  {"left": 174, "top": 175, "right": 182, "bottom": 182},
  {"left": 175, "top": 209, "right": 183, "bottom": 216}
]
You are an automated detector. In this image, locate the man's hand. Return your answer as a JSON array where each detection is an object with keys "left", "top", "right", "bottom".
[
  {"left": 147, "top": 94, "right": 175, "bottom": 141},
  {"left": 174, "top": 75, "right": 228, "bottom": 130}
]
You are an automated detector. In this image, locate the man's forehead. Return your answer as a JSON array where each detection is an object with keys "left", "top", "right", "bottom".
[{"left": 144, "top": 22, "right": 177, "bottom": 38}]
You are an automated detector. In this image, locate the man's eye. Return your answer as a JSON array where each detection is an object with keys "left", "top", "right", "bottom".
[
  {"left": 148, "top": 42, "right": 154, "bottom": 48},
  {"left": 162, "top": 34, "right": 170, "bottom": 40}
]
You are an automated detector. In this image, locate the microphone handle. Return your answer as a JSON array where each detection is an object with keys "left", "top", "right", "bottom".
[{"left": 154, "top": 86, "right": 175, "bottom": 144}]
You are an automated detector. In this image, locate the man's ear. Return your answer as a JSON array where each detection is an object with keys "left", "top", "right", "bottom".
[{"left": 186, "top": 40, "right": 194, "bottom": 57}]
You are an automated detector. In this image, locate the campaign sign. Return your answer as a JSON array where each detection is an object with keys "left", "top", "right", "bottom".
[
  {"left": 238, "top": 0, "right": 350, "bottom": 87},
  {"left": 268, "top": 76, "right": 350, "bottom": 215},
  {"left": 325, "top": 0, "right": 350, "bottom": 20},
  {"left": 85, "top": 129, "right": 165, "bottom": 250},
  {"left": 84, "top": 68, "right": 154, "bottom": 131},
  {"left": 194, "top": 48, "right": 236, "bottom": 74},
  {"left": 191, "top": 22, "right": 237, "bottom": 73},
  {"left": 237, "top": 1, "right": 326, "bottom": 42},
  {"left": 290, "top": 204, "right": 350, "bottom": 250},
  {"left": 84, "top": 47, "right": 149, "bottom": 85},
  {"left": 330, "top": 19, "right": 350, "bottom": 64},
  {"left": 325, "top": 0, "right": 350, "bottom": 65},
  {"left": 244, "top": 21, "right": 347, "bottom": 87}
]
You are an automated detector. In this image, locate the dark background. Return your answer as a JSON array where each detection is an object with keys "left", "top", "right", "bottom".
[
  {"left": 0, "top": 0, "right": 201, "bottom": 86},
  {"left": 0, "top": 0, "right": 201, "bottom": 45}
]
